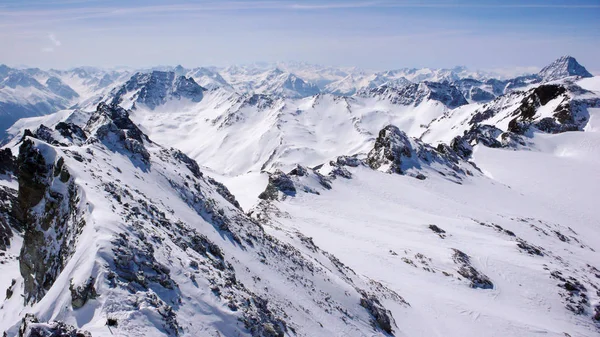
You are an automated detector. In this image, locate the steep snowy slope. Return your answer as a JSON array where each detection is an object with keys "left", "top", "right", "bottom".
[
  {"left": 249, "top": 123, "right": 600, "bottom": 337},
  {"left": 0, "top": 103, "right": 402, "bottom": 337}
]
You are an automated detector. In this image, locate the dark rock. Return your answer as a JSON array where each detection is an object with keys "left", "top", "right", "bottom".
[
  {"left": 106, "top": 318, "right": 118, "bottom": 327},
  {"left": 70, "top": 277, "right": 98, "bottom": 309},
  {"left": 207, "top": 176, "right": 242, "bottom": 210},
  {"left": 258, "top": 171, "right": 296, "bottom": 201},
  {"left": 450, "top": 124, "right": 513, "bottom": 159},
  {"left": 0, "top": 185, "right": 19, "bottom": 250},
  {"left": 366, "top": 125, "right": 414, "bottom": 174},
  {"left": 452, "top": 249, "right": 493, "bottom": 289},
  {"left": 17, "top": 313, "right": 92, "bottom": 337},
  {"left": 359, "top": 291, "right": 395, "bottom": 335},
  {"left": 5, "top": 279, "right": 15, "bottom": 299},
  {"left": 516, "top": 239, "right": 543, "bottom": 256},
  {"left": 369, "top": 125, "right": 470, "bottom": 180},
  {"left": 428, "top": 224, "right": 446, "bottom": 235},
  {"left": 508, "top": 85, "right": 569, "bottom": 135},
  {"left": 85, "top": 103, "right": 151, "bottom": 164},
  {"left": 0, "top": 148, "right": 15, "bottom": 174},
  {"left": 55, "top": 122, "right": 87, "bottom": 142},
  {"left": 17, "top": 139, "right": 84, "bottom": 304},
  {"left": 288, "top": 165, "right": 308, "bottom": 177}
]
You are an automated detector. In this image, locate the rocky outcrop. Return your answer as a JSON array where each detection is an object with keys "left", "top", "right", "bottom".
[
  {"left": 359, "top": 291, "right": 396, "bottom": 335},
  {"left": 17, "top": 138, "right": 85, "bottom": 304},
  {"left": 55, "top": 122, "right": 87, "bottom": 144},
  {"left": 85, "top": 103, "right": 151, "bottom": 164},
  {"left": 0, "top": 148, "right": 15, "bottom": 174},
  {"left": 448, "top": 123, "right": 529, "bottom": 159},
  {"left": 258, "top": 170, "right": 297, "bottom": 201},
  {"left": 70, "top": 277, "right": 97, "bottom": 309},
  {"left": 507, "top": 84, "right": 579, "bottom": 135},
  {"left": 17, "top": 313, "right": 92, "bottom": 337},
  {"left": 0, "top": 185, "right": 18, "bottom": 251},
  {"left": 451, "top": 249, "right": 493, "bottom": 289},
  {"left": 258, "top": 165, "right": 333, "bottom": 201},
  {"left": 367, "top": 125, "right": 472, "bottom": 180}
]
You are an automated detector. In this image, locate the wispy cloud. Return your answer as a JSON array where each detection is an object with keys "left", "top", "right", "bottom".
[
  {"left": 49, "top": 33, "right": 61, "bottom": 46},
  {"left": 42, "top": 33, "right": 61, "bottom": 52}
]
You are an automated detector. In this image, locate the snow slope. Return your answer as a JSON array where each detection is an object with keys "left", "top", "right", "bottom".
[{"left": 252, "top": 126, "right": 600, "bottom": 337}]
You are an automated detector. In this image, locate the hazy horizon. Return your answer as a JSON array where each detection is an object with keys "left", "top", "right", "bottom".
[{"left": 1, "top": 0, "right": 599, "bottom": 73}]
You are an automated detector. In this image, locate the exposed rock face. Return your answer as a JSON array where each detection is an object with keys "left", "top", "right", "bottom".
[
  {"left": 54, "top": 122, "right": 87, "bottom": 144},
  {"left": 451, "top": 249, "right": 493, "bottom": 289},
  {"left": 207, "top": 176, "right": 242, "bottom": 210},
  {"left": 17, "top": 138, "right": 85, "bottom": 304},
  {"left": 112, "top": 71, "right": 204, "bottom": 109},
  {"left": 0, "top": 149, "right": 21, "bottom": 249},
  {"left": 359, "top": 291, "right": 396, "bottom": 335},
  {"left": 0, "top": 185, "right": 18, "bottom": 251},
  {"left": 358, "top": 81, "right": 468, "bottom": 109},
  {"left": 367, "top": 125, "right": 471, "bottom": 180},
  {"left": 85, "top": 103, "right": 151, "bottom": 164},
  {"left": 367, "top": 125, "right": 413, "bottom": 175},
  {"left": 450, "top": 125, "right": 506, "bottom": 159},
  {"left": 258, "top": 170, "right": 297, "bottom": 201},
  {"left": 452, "top": 82, "right": 598, "bottom": 141},
  {"left": 0, "top": 148, "right": 15, "bottom": 175},
  {"left": 257, "top": 165, "right": 334, "bottom": 203},
  {"left": 538, "top": 56, "right": 593, "bottom": 82},
  {"left": 507, "top": 84, "right": 580, "bottom": 135},
  {"left": 70, "top": 277, "right": 97, "bottom": 309}
]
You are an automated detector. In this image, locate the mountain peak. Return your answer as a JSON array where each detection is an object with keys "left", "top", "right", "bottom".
[{"left": 538, "top": 55, "right": 592, "bottom": 82}]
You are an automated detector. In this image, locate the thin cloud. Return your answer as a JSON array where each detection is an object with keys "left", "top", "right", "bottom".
[
  {"left": 49, "top": 33, "right": 61, "bottom": 46},
  {"left": 41, "top": 33, "right": 61, "bottom": 52}
]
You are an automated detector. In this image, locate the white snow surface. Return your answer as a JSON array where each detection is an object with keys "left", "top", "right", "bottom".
[{"left": 256, "top": 128, "right": 600, "bottom": 337}]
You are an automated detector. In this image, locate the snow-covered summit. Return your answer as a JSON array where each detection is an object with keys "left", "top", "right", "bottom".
[{"left": 539, "top": 56, "right": 593, "bottom": 82}]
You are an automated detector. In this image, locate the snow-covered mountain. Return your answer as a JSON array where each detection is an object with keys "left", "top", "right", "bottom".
[
  {"left": 1, "top": 56, "right": 600, "bottom": 337},
  {"left": 539, "top": 56, "right": 593, "bottom": 82},
  {"left": 110, "top": 71, "right": 205, "bottom": 110}
]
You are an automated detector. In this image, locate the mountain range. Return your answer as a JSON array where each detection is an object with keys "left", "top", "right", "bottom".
[{"left": 0, "top": 56, "right": 599, "bottom": 337}]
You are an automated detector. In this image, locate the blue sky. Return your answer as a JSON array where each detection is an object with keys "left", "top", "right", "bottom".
[{"left": 1, "top": 0, "right": 599, "bottom": 72}]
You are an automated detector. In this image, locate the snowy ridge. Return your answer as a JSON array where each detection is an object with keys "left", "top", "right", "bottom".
[{"left": 0, "top": 103, "right": 402, "bottom": 337}]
